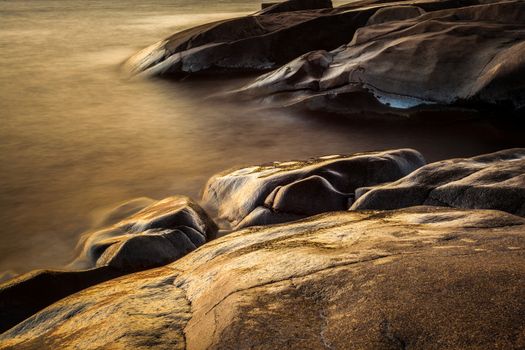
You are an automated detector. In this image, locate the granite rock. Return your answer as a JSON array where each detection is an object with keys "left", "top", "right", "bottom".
[
  {"left": 73, "top": 195, "right": 217, "bottom": 270},
  {"left": 239, "top": 0, "right": 525, "bottom": 118},
  {"left": 352, "top": 148, "right": 525, "bottom": 216},
  {"left": 2, "top": 206, "right": 525, "bottom": 349},
  {"left": 0, "top": 196, "right": 217, "bottom": 333},
  {"left": 123, "top": 0, "right": 480, "bottom": 77},
  {"left": 202, "top": 149, "right": 425, "bottom": 228}
]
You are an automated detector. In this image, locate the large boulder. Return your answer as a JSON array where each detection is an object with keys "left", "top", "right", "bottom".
[
  {"left": 0, "top": 196, "right": 217, "bottom": 334},
  {"left": 2, "top": 206, "right": 525, "bottom": 349},
  {"left": 238, "top": 0, "right": 525, "bottom": 117},
  {"left": 123, "top": 0, "right": 481, "bottom": 77},
  {"left": 202, "top": 149, "right": 425, "bottom": 228},
  {"left": 352, "top": 148, "right": 525, "bottom": 216}
]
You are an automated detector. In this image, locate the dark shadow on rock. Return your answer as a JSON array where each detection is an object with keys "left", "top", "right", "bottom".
[{"left": 0, "top": 267, "right": 125, "bottom": 333}]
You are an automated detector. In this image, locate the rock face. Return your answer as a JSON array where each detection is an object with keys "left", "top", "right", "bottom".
[
  {"left": 123, "top": 0, "right": 481, "bottom": 77},
  {"left": 239, "top": 0, "right": 525, "bottom": 117},
  {"left": 73, "top": 195, "right": 218, "bottom": 270},
  {"left": 2, "top": 206, "right": 525, "bottom": 349},
  {"left": 0, "top": 196, "right": 217, "bottom": 334},
  {"left": 352, "top": 148, "right": 525, "bottom": 216},
  {"left": 202, "top": 149, "right": 425, "bottom": 228}
]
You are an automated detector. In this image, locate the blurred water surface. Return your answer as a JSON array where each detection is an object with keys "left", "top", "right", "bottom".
[{"left": 0, "top": 0, "right": 522, "bottom": 275}]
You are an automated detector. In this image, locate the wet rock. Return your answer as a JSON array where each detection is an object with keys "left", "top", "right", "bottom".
[
  {"left": 202, "top": 149, "right": 425, "bottom": 228},
  {"left": 352, "top": 148, "right": 525, "bottom": 216},
  {"left": 0, "top": 196, "right": 217, "bottom": 333},
  {"left": 124, "top": 0, "right": 479, "bottom": 77},
  {"left": 239, "top": 0, "right": 525, "bottom": 117},
  {"left": 2, "top": 206, "right": 525, "bottom": 349},
  {"left": 74, "top": 195, "right": 218, "bottom": 269}
]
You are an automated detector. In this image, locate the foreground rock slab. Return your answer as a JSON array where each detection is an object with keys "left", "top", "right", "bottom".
[
  {"left": 352, "top": 148, "right": 525, "bottom": 216},
  {"left": 202, "top": 148, "right": 425, "bottom": 228},
  {"left": 2, "top": 206, "right": 524, "bottom": 349},
  {"left": 239, "top": 0, "right": 525, "bottom": 117}
]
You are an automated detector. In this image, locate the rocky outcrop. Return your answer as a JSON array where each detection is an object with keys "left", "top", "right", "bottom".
[
  {"left": 352, "top": 148, "right": 525, "bottom": 216},
  {"left": 73, "top": 195, "right": 217, "bottom": 270},
  {"left": 2, "top": 206, "right": 525, "bottom": 349},
  {"left": 238, "top": 0, "right": 525, "bottom": 117},
  {"left": 123, "top": 0, "right": 482, "bottom": 77},
  {"left": 202, "top": 149, "right": 425, "bottom": 228},
  {"left": 0, "top": 196, "right": 217, "bottom": 334}
]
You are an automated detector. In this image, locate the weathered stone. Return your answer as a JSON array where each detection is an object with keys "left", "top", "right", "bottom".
[
  {"left": 0, "top": 196, "right": 217, "bottom": 333},
  {"left": 239, "top": 0, "right": 525, "bottom": 117},
  {"left": 352, "top": 148, "right": 525, "bottom": 216},
  {"left": 366, "top": 5, "right": 425, "bottom": 25},
  {"left": 202, "top": 149, "right": 425, "bottom": 228},
  {"left": 123, "top": 0, "right": 480, "bottom": 77},
  {"left": 73, "top": 195, "right": 218, "bottom": 270},
  {"left": 2, "top": 206, "right": 525, "bottom": 349},
  {"left": 269, "top": 175, "right": 349, "bottom": 215},
  {"left": 235, "top": 206, "right": 305, "bottom": 228}
]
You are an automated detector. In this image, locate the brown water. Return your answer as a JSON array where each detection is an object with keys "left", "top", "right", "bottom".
[{"left": 0, "top": 0, "right": 523, "bottom": 277}]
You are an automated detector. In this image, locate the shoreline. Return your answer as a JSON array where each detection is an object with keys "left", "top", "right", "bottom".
[{"left": 1, "top": 0, "right": 525, "bottom": 346}]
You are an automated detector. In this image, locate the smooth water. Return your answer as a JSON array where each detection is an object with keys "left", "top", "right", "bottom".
[{"left": 0, "top": 0, "right": 523, "bottom": 276}]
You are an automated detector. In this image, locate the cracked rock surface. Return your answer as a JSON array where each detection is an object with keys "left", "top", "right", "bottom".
[
  {"left": 202, "top": 148, "right": 425, "bottom": 229},
  {"left": 2, "top": 206, "right": 525, "bottom": 349},
  {"left": 238, "top": 0, "right": 525, "bottom": 117},
  {"left": 352, "top": 148, "right": 525, "bottom": 216}
]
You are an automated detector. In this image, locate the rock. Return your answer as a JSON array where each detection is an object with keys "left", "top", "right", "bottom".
[
  {"left": 0, "top": 271, "right": 17, "bottom": 284},
  {"left": 202, "top": 149, "right": 425, "bottom": 228},
  {"left": 0, "top": 267, "right": 125, "bottom": 333},
  {"left": 366, "top": 5, "right": 426, "bottom": 25},
  {"left": 235, "top": 206, "right": 305, "bottom": 228},
  {"left": 123, "top": 0, "right": 480, "bottom": 77},
  {"left": 0, "top": 196, "right": 217, "bottom": 333},
  {"left": 269, "top": 175, "right": 349, "bottom": 215},
  {"left": 238, "top": 0, "right": 525, "bottom": 118},
  {"left": 73, "top": 195, "right": 218, "bottom": 270},
  {"left": 2, "top": 206, "right": 525, "bottom": 349},
  {"left": 352, "top": 148, "right": 525, "bottom": 216},
  {"left": 258, "top": 0, "right": 333, "bottom": 14}
]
